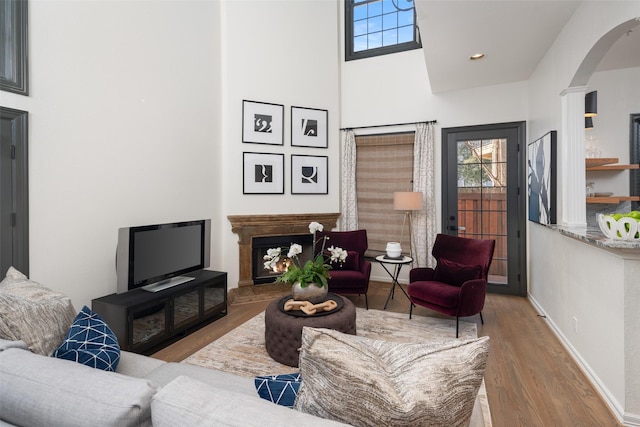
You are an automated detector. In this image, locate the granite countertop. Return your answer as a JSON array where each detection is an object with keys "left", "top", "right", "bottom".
[{"left": 556, "top": 224, "right": 640, "bottom": 250}]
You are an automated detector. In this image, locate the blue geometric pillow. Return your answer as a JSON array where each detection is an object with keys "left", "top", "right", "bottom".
[
  {"left": 254, "top": 373, "right": 302, "bottom": 408},
  {"left": 52, "top": 305, "right": 120, "bottom": 371}
]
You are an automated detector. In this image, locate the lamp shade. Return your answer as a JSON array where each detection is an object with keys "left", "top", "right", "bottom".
[
  {"left": 393, "top": 192, "right": 423, "bottom": 210},
  {"left": 585, "top": 117, "right": 593, "bottom": 130},
  {"left": 585, "top": 91, "right": 597, "bottom": 117}
]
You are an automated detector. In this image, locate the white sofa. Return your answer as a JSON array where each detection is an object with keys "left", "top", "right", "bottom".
[
  {"left": 0, "top": 338, "right": 347, "bottom": 427},
  {"left": 0, "top": 267, "right": 345, "bottom": 426},
  {"left": 0, "top": 267, "right": 488, "bottom": 427}
]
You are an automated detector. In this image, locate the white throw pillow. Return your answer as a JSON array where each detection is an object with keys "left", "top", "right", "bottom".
[{"left": 294, "top": 327, "right": 490, "bottom": 427}]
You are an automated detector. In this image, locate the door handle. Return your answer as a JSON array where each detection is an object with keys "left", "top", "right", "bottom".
[{"left": 448, "top": 226, "right": 466, "bottom": 231}]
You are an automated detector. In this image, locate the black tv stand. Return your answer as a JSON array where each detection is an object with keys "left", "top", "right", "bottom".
[{"left": 92, "top": 270, "right": 227, "bottom": 355}]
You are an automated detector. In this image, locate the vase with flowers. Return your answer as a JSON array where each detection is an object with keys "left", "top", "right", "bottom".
[{"left": 263, "top": 222, "right": 347, "bottom": 303}]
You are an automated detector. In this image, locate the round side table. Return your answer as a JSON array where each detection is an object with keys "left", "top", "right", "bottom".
[
  {"left": 375, "top": 255, "right": 413, "bottom": 309},
  {"left": 264, "top": 295, "right": 356, "bottom": 367}
]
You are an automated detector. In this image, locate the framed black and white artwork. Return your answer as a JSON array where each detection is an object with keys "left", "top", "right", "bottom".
[
  {"left": 291, "top": 155, "right": 328, "bottom": 194},
  {"left": 527, "top": 131, "right": 557, "bottom": 225},
  {"left": 291, "top": 106, "right": 328, "bottom": 148},
  {"left": 243, "top": 152, "right": 284, "bottom": 194},
  {"left": 242, "top": 100, "right": 284, "bottom": 145}
]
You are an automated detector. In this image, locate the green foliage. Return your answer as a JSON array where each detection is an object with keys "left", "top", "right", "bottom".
[{"left": 275, "top": 254, "right": 331, "bottom": 288}]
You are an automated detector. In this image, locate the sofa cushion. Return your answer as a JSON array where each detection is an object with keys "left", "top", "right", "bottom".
[
  {"left": 294, "top": 327, "right": 490, "bottom": 427},
  {"left": 0, "top": 267, "right": 76, "bottom": 356},
  {"left": 144, "top": 361, "right": 256, "bottom": 396},
  {"left": 117, "top": 350, "right": 167, "bottom": 378},
  {"left": 151, "top": 375, "right": 349, "bottom": 427},
  {"left": 0, "top": 338, "right": 29, "bottom": 352},
  {"left": 254, "top": 373, "right": 302, "bottom": 408},
  {"left": 407, "top": 280, "right": 462, "bottom": 308},
  {"left": 52, "top": 306, "right": 121, "bottom": 371},
  {"left": 434, "top": 258, "right": 483, "bottom": 287},
  {"left": 0, "top": 348, "right": 155, "bottom": 427}
]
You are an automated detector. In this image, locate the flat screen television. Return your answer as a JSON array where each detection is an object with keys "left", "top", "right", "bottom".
[{"left": 116, "top": 219, "right": 211, "bottom": 293}]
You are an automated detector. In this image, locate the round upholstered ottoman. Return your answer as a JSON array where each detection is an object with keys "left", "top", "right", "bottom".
[{"left": 264, "top": 295, "right": 356, "bottom": 367}]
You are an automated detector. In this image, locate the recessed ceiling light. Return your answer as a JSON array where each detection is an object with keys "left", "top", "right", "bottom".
[{"left": 469, "top": 53, "right": 485, "bottom": 61}]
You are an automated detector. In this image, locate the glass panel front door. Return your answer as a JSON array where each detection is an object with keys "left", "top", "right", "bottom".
[
  {"left": 456, "top": 138, "right": 508, "bottom": 284},
  {"left": 443, "top": 123, "right": 527, "bottom": 296}
]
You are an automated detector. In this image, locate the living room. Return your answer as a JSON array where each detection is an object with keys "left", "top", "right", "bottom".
[{"left": 1, "top": 0, "right": 639, "bottom": 425}]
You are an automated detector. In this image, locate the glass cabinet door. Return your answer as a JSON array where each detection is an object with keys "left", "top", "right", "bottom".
[
  {"left": 130, "top": 300, "right": 169, "bottom": 351},
  {"left": 172, "top": 288, "right": 201, "bottom": 330},
  {"left": 203, "top": 280, "right": 226, "bottom": 316}
]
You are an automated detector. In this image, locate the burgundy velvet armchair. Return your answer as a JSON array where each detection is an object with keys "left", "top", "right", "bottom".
[
  {"left": 316, "top": 230, "right": 371, "bottom": 309},
  {"left": 407, "top": 233, "right": 495, "bottom": 337}
]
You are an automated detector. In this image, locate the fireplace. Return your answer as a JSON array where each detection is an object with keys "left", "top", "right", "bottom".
[
  {"left": 228, "top": 213, "right": 340, "bottom": 289},
  {"left": 252, "top": 234, "right": 313, "bottom": 284}
]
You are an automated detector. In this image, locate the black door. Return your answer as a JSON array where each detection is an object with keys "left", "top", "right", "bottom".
[
  {"left": 442, "top": 122, "right": 527, "bottom": 296},
  {"left": 0, "top": 107, "right": 29, "bottom": 276}
]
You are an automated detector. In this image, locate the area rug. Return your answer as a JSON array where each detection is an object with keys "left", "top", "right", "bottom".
[{"left": 183, "top": 308, "right": 492, "bottom": 426}]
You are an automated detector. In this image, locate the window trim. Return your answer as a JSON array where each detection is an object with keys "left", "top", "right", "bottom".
[
  {"left": 345, "top": 0, "right": 422, "bottom": 62},
  {"left": 1, "top": 0, "right": 29, "bottom": 95}
]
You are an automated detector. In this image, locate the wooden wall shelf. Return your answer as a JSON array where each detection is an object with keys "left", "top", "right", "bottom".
[
  {"left": 586, "top": 158, "right": 619, "bottom": 168},
  {"left": 585, "top": 158, "right": 639, "bottom": 203},
  {"left": 585, "top": 158, "right": 639, "bottom": 171},
  {"left": 586, "top": 196, "right": 640, "bottom": 204}
]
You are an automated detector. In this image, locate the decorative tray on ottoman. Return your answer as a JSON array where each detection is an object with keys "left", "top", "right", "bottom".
[{"left": 277, "top": 293, "right": 344, "bottom": 317}]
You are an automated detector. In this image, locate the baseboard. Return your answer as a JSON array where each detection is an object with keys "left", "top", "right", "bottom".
[
  {"left": 528, "top": 294, "right": 636, "bottom": 426},
  {"left": 624, "top": 413, "right": 640, "bottom": 426}
]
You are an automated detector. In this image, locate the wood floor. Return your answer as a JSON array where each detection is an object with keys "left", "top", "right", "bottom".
[{"left": 152, "top": 281, "right": 621, "bottom": 427}]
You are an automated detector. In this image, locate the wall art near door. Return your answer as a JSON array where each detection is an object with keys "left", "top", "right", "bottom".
[
  {"left": 291, "top": 155, "right": 328, "bottom": 194},
  {"left": 527, "top": 131, "right": 557, "bottom": 225},
  {"left": 291, "top": 106, "right": 328, "bottom": 148},
  {"left": 242, "top": 100, "right": 284, "bottom": 145},
  {"left": 243, "top": 152, "right": 284, "bottom": 194}
]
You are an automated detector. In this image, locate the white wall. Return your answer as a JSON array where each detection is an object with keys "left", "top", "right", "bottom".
[
  {"left": 529, "top": 226, "right": 626, "bottom": 410},
  {"left": 218, "top": 0, "right": 341, "bottom": 290},
  {"left": 1, "top": 0, "right": 223, "bottom": 309},
  {"left": 340, "top": 45, "right": 528, "bottom": 283},
  {"left": 527, "top": 1, "right": 640, "bottom": 421},
  {"left": 1, "top": 0, "right": 342, "bottom": 304},
  {"left": 585, "top": 67, "right": 640, "bottom": 195}
]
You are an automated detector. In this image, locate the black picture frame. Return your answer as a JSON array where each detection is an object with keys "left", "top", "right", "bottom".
[
  {"left": 1, "top": 0, "right": 29, "bottom": 95},
  {"left": 242, "top": 100, "right": 284, "bottom": 145},
  {"left": 291, "top": 106, "right": 328, "bottom": 148},
  {"left": 291, "top": 154, "right": 328, "bottom": 194},
  {"left": 243, "top": 152, "right": 285, "bottom": 194},
  {"left": 527, "top": 131, "right": 557, "bottom": 224}
]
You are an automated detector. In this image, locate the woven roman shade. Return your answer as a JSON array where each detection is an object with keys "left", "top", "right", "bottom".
[{"left": 355, "top": 133, "right": 414, "bottom": 257}]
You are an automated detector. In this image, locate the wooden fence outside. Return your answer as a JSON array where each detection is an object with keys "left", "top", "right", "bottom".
[{"left": 457, "top": 188, "right": 507, "bottom": 278}]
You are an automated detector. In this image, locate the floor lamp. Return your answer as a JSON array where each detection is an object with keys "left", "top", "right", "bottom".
[{"left": 393, "top": 191, "right": 423, "bottom": 260}]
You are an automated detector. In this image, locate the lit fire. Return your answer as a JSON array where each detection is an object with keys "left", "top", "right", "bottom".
[{"left": 271, "top": 257, "right": 291, "bottom": 273}]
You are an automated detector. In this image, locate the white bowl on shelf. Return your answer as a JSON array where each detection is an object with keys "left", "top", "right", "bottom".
[
  {"left": 385, "top": 242, "right": 402, "bottom": 258},
  {"left": 597, "top": 214, "right": 640, "bottom": 241}
]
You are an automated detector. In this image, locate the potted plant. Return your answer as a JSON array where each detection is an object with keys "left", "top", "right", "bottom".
[{"left": 263, "top": 222, "right": 347, "bottom": 303}]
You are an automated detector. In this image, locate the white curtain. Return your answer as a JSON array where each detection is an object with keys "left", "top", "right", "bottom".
[
  {"left": 412, "top": 122, "right": 437, "bottom": 268},
  {"left": 340, "top": 129, "right": 358, "bottom": 231}
]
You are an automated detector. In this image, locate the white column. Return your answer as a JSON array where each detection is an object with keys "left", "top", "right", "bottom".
[{"left": 560, "top": 87, "right": 587, "bottom": 227}]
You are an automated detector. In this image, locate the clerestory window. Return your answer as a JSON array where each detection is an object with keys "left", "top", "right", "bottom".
[{"left": 345, "top": 0, "right": 422, "bottom": 61}]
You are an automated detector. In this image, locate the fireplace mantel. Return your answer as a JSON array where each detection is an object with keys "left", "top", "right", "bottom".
[{"left": 228, "top": 213, "right": 340, "bottom": 289}]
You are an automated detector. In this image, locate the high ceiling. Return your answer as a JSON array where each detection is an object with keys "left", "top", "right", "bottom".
[{"left": 414, "top": 1, "right": 640, "bottom": 93}]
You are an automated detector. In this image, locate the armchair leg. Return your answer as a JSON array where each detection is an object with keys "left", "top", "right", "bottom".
[
  {"left": 409, "top": 303, "right": 413, "bottom": 319},
  {"left": 479, "top": 311, "right": 484, "bottom": 325},
  {"left": 456, "top": 317, "right": 459, "bottom": 338},
  {"left": 365, "top": 294, "right": 368, "bottom": 310}
]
